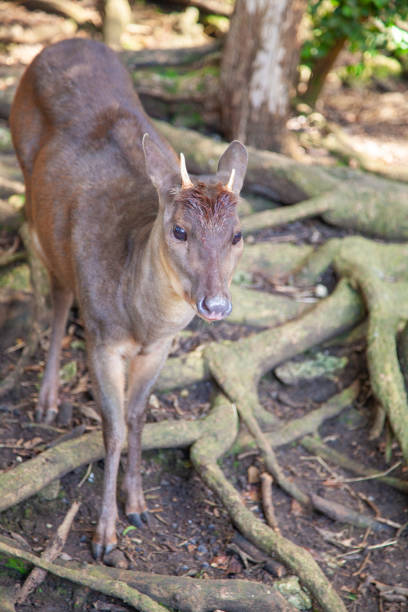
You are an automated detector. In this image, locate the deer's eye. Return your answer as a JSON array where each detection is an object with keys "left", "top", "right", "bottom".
[
  {"left": 173, "top": 225, "right": 187, "bottom": 241},
  {"left": 232, "top": 231, "right": 242, "bottom": 245}
]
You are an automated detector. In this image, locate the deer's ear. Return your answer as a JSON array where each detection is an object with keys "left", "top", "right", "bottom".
[
  {"left": 142, "top": 133, "right": 179, "bottom": 194},
  {"left": 216, "top": 141, "right": 248, "bottom": 195}
]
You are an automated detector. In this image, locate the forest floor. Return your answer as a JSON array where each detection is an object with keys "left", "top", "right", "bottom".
[{"left": 0, "top": 2, "right": 408, "bottom": 612}]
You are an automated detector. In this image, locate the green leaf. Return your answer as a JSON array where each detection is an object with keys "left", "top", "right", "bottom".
[
  {"left": 60, "top": 360, "right": 77, "bottom": 384},
  {"left": 122, "top": 525, "right": 138, "bottom": 536}
]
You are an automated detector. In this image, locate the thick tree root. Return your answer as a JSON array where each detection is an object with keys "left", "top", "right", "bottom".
[
  {"left": 0, "top": 534, "right": 296, "bottom": 612},
  {"left": 0, "top": 535, "right": 169, "bottom": 612},
  {"left": 0, "top": 384, "right": 358, "bottom": 512},
  {"left": 238, "top": 242, "right": 313, "bottom": 278},
  {"left": 204, "top": 280, "right": 364, "bottom": 502},
  {"left": 262, "top": 381, "right": 360, "bottom": 447},
  {"left": 0, "top": 281, "right": 363, "bottom": 511},
  {"left": 0, "top": 418, "right": 202, "bottom": 512},
  {"left": 156, "top": 121, "right": 408, "bottom": 240},
  {"left": 155, "top": 120, "right": 338, "bottom": 203},
  {"left": 241, "top": 194, "right": 331, "bottom": 235},
  {"left": 295, "top": 236, "right": 408, "bottom": 462},
  {"left": 190, "top": 395, "right": 347, "bottom": 612},
  {"left": 229, "top": 285, "right": 312, "bottom": 328}
]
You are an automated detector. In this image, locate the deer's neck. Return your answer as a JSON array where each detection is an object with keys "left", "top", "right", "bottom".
[{"left": 126, "top": 216, "right": 194, "bottom": 345}]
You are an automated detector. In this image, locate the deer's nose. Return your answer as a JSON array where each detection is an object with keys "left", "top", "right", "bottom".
[{"left": 197, "top": 295, "right": 232, "bottom": 321}]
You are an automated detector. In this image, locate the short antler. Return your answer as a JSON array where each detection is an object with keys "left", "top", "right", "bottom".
[
  {"left": 180, "top": 153, "right": 193, "bottom": 189},
  {"left": 226, "top": 168, "right": 235, "bottom": 192}
]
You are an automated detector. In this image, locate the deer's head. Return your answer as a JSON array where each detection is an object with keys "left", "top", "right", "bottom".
[{"left": 143, "top": 135, "right": 248, "bottom": 321}]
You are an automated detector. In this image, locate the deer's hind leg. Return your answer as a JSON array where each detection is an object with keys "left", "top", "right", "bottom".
[{"left": 36, "top": 276, "right": 73, "bottom": 423}]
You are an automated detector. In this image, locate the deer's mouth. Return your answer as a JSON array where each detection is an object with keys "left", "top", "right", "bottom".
[{"left": 197, "top": 310, "right": 226, "bottom": 322}]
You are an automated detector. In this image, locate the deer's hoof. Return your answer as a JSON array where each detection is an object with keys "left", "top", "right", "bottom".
[
  {"left": 127, "top": 510, "right": 151, "bottom": 529},
  {"left": 127, "top": 512, "right": 143, "bottom": 528},
  {"left": 141, "top": 510, "right": 152, "bottom": 527},
  {"left": 91, "top": 540, "right": 104, "bottom": 561},
  {"left": 91, "top": 538, "right": 117, "bottom": 561}
]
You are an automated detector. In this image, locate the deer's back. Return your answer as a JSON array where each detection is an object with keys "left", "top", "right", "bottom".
[{"left": 10, "top": 39, "right": 168, "bottom": 299}]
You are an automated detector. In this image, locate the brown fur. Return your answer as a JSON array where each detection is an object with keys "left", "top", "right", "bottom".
[{"left": 177, "top": 182, "right": 238, "bottom": 227}]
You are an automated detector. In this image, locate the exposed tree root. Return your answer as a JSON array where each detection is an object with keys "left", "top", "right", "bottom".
[
  {"left": 0, "top": 534, "right": 296, "bottom": 612},
  {"left": 295, "top": 236, "right": 408, "bottom": 462},
  {"left": 230, "top": 285, "right": 312, "bottom": 328},
  {"left": 157, "top": 346, "right": 210, "bottom": 391},
  {"left": 4, "top": 117, "right": 408, "bottom": 611},
  {"left": 156, "top": 120, "right": 337, "bottom": 203},
  {"left": 0, "top": 418, "right": 204, "bottom": 512},
  {"left": 204, "top": 280, "right": 364, "bottom": 503},
  {"left": 266, "top": 382, "right": 360, "bottom": 447},
  {"left": 157, "top": 122, "right": 408, "bottom": 240},
  {"left": 0, "top": 535, "right": 169, "bottom": 612},
  {"left": 238, "top": 242, "right": 313, "bottom": 278},
  {"left": 190, "top": 395, "right": 347, "bottom": 612},
  {"left": 0, "top": 384, "right": 359, "bottom": 512}
]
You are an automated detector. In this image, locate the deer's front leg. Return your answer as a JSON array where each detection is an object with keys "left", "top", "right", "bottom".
[
  {"left": 123, "top": 341, "right": 171, "bottom": 528},
  {"left": 88, "top": 343, "right": 126, "bottom": 560}
]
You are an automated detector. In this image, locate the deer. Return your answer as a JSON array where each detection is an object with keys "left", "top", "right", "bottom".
[{"left": 10, "top": 38, "right": 248, "bottom": 560}]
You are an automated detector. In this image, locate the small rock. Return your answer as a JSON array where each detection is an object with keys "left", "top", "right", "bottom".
[
  {"left": 196, "top": 544, "right": 207, "bottom": 555},
  {"left": 103, "top": 549, "right": 129, "bottom": 569},
  {"left": 315, "top": 283, "right": 328, "bottom": 298}
]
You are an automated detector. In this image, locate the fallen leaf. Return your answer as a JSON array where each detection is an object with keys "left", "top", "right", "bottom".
[
  {"left": 210, "top": 554, "right": 229, "bottom": 569},
  {"left": 80, "top": 404, "right": 101, "bottom": 423},
  {"left": 72, "top": 374, "right": 89, "bottom": 395},
  {"left": 291, "top": 499, "right": 304, "bottom": 516}
]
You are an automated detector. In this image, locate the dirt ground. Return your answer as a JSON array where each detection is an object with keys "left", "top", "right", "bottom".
[{"left": 1, "top": 2, "right": 408, "bottom": 611}]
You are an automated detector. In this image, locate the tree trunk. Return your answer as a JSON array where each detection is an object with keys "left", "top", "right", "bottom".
[{"left": 220, "top": 0, "right": 306, "bottom": 153}]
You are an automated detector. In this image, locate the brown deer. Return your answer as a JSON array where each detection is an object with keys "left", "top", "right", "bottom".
[{"left": 10, "top": 38, "right": 247, "bottom": 560}]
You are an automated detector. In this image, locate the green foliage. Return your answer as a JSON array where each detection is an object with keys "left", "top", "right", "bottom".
[
  {"left": 4, "top": 556, "right": 29, "bottom": 576},
  {"left": 302, "top": 0, "right": 408, "bottom": 66},
  {"left": 59, "top": 360, "right": 77, "bottom": 384}
]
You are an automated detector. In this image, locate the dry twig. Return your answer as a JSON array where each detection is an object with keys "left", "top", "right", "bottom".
[{"left": 16, "top": 500, "right": 80, "bottom": 604}]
